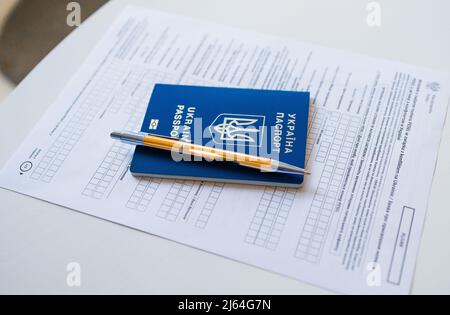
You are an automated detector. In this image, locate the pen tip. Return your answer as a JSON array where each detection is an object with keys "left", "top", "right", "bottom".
[{"left": 110, "top": 131, "right": 122, "bottom": 140}]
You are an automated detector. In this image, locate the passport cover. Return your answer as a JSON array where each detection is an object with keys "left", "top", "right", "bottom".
[{"left": 130, "top": 84, "right": 310, "bottom": 187}]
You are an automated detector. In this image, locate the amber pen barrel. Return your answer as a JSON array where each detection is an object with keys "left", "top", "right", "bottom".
[{"left": 111, "top": 131, "right": 310, "bottom": 175}]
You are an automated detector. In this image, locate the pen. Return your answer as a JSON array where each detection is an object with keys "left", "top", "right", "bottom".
[{"left": 111, "top": 131, "right": 310, "bottom": 175}]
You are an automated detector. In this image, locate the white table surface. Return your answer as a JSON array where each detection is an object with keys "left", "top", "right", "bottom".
[{"left": 1, "top": 0, "right": 449, "bottom": 294}]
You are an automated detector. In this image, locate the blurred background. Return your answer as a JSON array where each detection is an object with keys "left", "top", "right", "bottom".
[
  {"left": 0, "top": 0, "right": 107, "bottom": 101},
  {"left": 0, "top": 0, "right": 449, "bottom": 104}
]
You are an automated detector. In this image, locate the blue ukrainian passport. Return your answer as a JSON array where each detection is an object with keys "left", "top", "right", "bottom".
[{"left": 130, "top": 84, "right": 310, "bottom": 187}]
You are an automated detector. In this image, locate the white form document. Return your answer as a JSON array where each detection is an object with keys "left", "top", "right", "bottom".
[{"left": 1, "top": 6, "right": 449, "bottom": 294}]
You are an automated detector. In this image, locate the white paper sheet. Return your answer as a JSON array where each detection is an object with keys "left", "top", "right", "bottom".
[{"left": 1, "top": 6, "right": 449, "bottom": 294}]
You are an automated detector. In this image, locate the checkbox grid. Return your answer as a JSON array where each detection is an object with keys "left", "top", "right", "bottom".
[
  {"left": 157, "top": 180, "right": 195, "bottom": 222},
  {"left": 31, "top": 60, "right": 126, "bottom": 183},
  {"left": 126, "top": 177, "right": 162, "bottom": 212},
  {"left": 195, "top": 183, "right": 225, "bottom": 229},
  {"left": 82, "top": 68, "right": 173, "bottom": 199},
  {"left": 82, "top": 95, "right": 144, "bottom": 199},
  {"left": 295, "top": 113, "right": 360, "bottom": 263},
  {"left": 108, "top": 68, "right": 148, "bottom": 114},
  {"left": 306, "top": 106, "right": 326, "bottom": 164},
  {"left": 245, "top": 187, "right": 297, "bottom": 250},
  {"left": 315, "top": 112, "right": 341, "bottom": 163},
  {"left": 82, "top": 142, "right": 130, "bottom": 199},
  {"left": 122, "top": 68, "right": 174, "bottom": 116}
]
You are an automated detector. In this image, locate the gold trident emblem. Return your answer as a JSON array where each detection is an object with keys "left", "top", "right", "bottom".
[{"left": 214, "top": 117, "right": 260, "bottom": 143}]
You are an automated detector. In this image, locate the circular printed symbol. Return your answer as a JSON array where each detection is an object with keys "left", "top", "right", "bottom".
[{"left": 20, "top": 161, "right": 33, "bottom": 173}]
